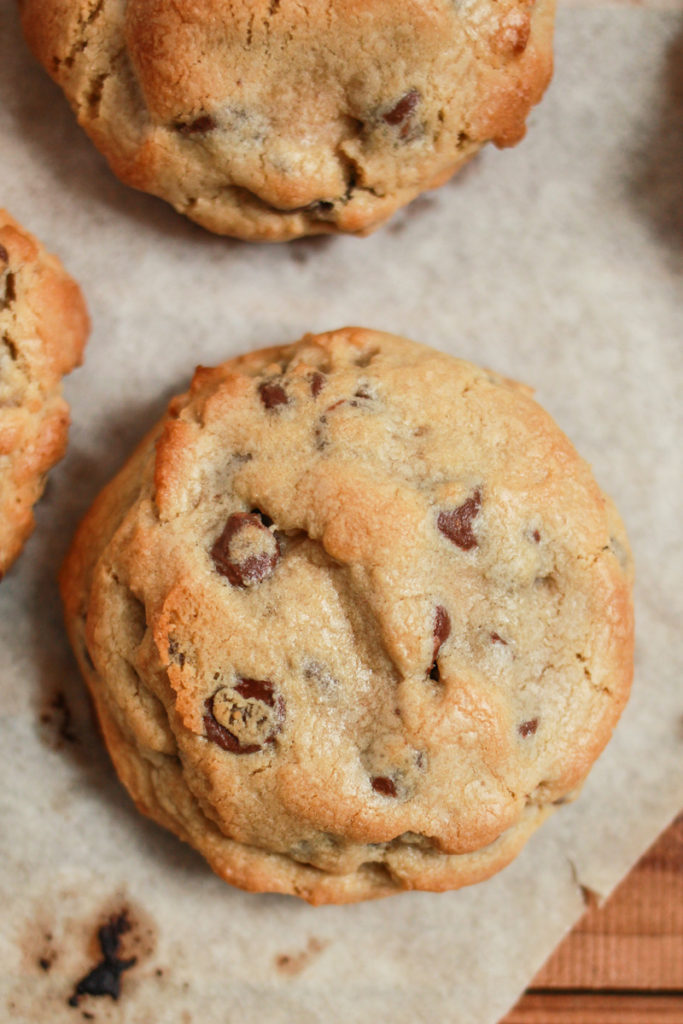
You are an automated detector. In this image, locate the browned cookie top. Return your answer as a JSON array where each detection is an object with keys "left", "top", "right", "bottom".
[
  {"left": 0, "top": 210, "right": 89, "bottom": 577},
  {"left": 60, "top": 329, "right": 633, "bottom": 903},
  {"left": 22, "top": 0, "right": 554, "bottom": 240}
]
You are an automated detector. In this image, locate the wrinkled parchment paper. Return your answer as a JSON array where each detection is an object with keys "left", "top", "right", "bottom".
[{"left": 1, "top": 4, "right": 682, "bottom": 1022}]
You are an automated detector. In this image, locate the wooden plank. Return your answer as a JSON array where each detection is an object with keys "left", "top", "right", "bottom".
[
  {"left": 535, "top": 814, "right": 683, "bottom": 990},
  {"left": 504, "top": 993, "right": 683, "bottom": 1024},
  {"left": 502, "top": 815, "right": 683, "bottom": 1023}
]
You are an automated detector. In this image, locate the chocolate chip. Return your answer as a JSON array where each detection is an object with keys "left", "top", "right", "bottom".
[
  {"left": 433, "top": 605, "right": 451, "bottom": 660},
  {"left": 310, "top": 372, "right": 325, "bottom": 397},
  {"left": 518, "top": 718, "right": 538, "bottom": 737},
  {"left": 382, "top": 89, "right": 420, "bottom": 136},
  {"left": 437, "top": 489, "right": 482, "bottom": 551},
  {"left": 259, "top": 381, "right": 289, "bottom": 409},
  {"left": 0, "top": 244, "right": 8, "bottom": 264},
  {"left": 204, "top": 680, "right": 285, "bottom": 754},
  {"left": 175, "top": 114, "right": 217, "bottom": 135},
  {"left": 211, "top": 512, "right": 280, "bottom": 587},
  {"left": 490, "top": 632, "right": 508, "bottom": 645},
  {"left": 371, "top": 776, "right": 397, "bottom": 797},
  {"left": 68, "top": 912, "right": 136, "bottom": 1007},
  {"left": 1, "top": 271, "right": 16, "bottom": 309}
]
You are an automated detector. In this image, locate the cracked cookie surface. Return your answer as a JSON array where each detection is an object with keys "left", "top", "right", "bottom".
[
  {"left": 60, "top": 328, "right": 634, "bottom": 903},
  {"left": 0, "top": 210, "right": 89, "bottom": 577},
  {"left": 21, "top": 0, "right": 554, "bottom": 240}
]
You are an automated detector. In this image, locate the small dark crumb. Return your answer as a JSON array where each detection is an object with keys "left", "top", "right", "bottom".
[
  {"left": 0, "top": 244, "right": 8, "bottom": 263},
  {"left": 518, "top": 718, "right": 538, "bottom": 738},
  {"left": 82, "top": 1013, "right": 95, "bottom": 1021},
  {"left": 532, "top": 530, "right": 541, "bottom": 543},
  {"left": 38, "top": 957, "right": 51, "bottom": 972},
  {"left": 155, "top": 968, "right": 163, "bottom": 977},
  {"left": 490, "top": 632, "right": 508, "bottom": 645}
]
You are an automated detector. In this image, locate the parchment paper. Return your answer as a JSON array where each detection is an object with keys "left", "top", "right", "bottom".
[{"left": 1, "top": 4, "right": 682, "bottom": 1022}]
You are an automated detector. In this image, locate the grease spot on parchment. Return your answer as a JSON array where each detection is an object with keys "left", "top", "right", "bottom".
[{"left": 274, "top": 936, "right": 328, "bottom": 976}]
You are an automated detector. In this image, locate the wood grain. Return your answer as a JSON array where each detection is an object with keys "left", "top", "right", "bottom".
[{"left": 502, "top": 814, "right": 683, "bottom": 1023}]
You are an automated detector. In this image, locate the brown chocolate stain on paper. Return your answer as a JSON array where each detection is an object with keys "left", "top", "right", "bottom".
[
  {"left": 274, "top": 937, "right": 329, "bottom": 976},
  {"left": 38, "top": 690, "right": 78, "bottom": 749}
]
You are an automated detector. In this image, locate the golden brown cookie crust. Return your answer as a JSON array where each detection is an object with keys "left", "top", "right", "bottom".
[
  {"left": 60, "top": 329, "right": 633, "bottom": 903},
  {"left": 21, "top": 0, "right": 555, "bottom": 240},
  {"left": 0, "top": 210, "right": 89, "bottom": 577}
]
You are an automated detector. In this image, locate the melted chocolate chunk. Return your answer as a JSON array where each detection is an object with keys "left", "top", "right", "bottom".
[
  {"left": 371, "top": 776, "right": 398, "bottom": 797},
  {"left": 382, "top": 89, "right": 420, "bottom": 137},
  {"left": 204, "top": 680, "right": 285, "bottom": 754},
  {"left": 175, "top": 114, "right": 217, "bottom": 135},
  {"left": 437, "top": 489, "right": 482, "bottom": 551},
  {"left": 518, "top": 718, "right": 538, "bottom": 738},
  {"left": 211, "top": 512, "right": 280, "bottom": 587},
  {"left": 68, "top": 913, "right": 136, "bottom": 1007},
  {"left": 0, "top": 244, "right": 8, "bottom": 264},
  {"left": 310, "top": 372, "right": 326, "bottom": 397},
  {"left": 259, "top": 381, "right": 289, "bottom": 409}
]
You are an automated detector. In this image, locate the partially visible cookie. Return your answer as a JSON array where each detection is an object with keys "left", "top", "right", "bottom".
[
  {"left": 0, "top": 211, "right": 89, "bottom": 577},
  {"left": 21, "top": 0, "right": 555, "bottom": 240},
  {"left": 60, "top": 328, "right": 633, "bottom": 903}
]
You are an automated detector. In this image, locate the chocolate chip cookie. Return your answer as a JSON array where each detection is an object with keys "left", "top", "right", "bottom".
[
  {"left": 0, "top": 210, "right": 89, "bottom": 578},
  {"left": 21, "top": 0, "right": 555, "bottom": 240},
  {"left": 60, "top": 328, "right": 633, "bottom": 903}
]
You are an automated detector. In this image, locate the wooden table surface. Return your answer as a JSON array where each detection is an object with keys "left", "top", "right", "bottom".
[{"left": 501, "top": 814, "right": 683, "bottom": 1023}]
